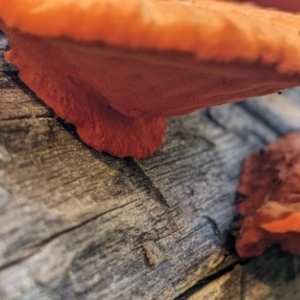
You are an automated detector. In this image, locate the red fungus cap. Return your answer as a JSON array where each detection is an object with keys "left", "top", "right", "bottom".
[{"left": 1, "top": 0, "right": 300, "bottom": 158}]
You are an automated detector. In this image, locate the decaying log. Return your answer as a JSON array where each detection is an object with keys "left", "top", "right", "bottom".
[{"left": 1, "top": 32, "right": 300, "bottom": 299}]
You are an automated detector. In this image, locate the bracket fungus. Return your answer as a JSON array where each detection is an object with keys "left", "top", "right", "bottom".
[
  {"left": 1, "top": 0, "right": 300, "bottom": 158},
  {"left": 236, "top": 134, "right": 300, "bottom": 257}
]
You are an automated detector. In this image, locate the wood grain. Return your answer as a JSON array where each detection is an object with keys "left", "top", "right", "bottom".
[
  {"left": 187, "top": 249, "right": 300, "bottom": 300},
  {"left": 1, "top": 32, "right": 300, "bottom": 299}
]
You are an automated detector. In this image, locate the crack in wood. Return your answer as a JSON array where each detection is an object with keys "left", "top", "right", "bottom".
[
  {"left": 125, "top": 158, "right": 170, "bottom": 208},
  {"left": 239, "top": 265, "right": 245, "bottom": 300},
  {"left": 238, "top": 102, "right": 283, "bottom": 136},
  {"left": 0, "top": 197, "right": 137, "bottom": 272},
  {"left": 174, "top": 262, "right": 237, "bottom": 300},
  {"left": 203, "top": 108, "right": 227, "bottom": 131},
  {"left": 202, "top": 215, "right": 221, "bottom": 240}
]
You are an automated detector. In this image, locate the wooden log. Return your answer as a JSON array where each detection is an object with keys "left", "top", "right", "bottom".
[
  {"left": 1, "top": 32, "right": 300, "bottom": 299},
  {"left": 186, "top": 248, "right": 300, "bottom": 300}
]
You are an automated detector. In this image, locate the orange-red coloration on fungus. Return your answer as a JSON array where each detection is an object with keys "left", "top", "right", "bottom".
[
  {"left": 235, "top": 0, "right": 300, "bottom": 13},
  {"left": 236, "top": 134, "right": 300, "bottom": 257},
  {"left": 1, "top": 1, "right": 300, "bottom": 157}
]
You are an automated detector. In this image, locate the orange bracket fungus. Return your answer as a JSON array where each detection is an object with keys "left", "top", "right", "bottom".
[
  {"left": 1, "top": 1, "right": 300, "bottom": 158},
  {"left": 236, "top": 134, "right": 300, "bottom": 257}
]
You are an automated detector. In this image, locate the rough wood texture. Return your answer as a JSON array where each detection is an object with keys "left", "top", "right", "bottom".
[
  {"left": 1, "top": 32, "right": 300, "bottom": 299},
  {"left": 187, "top": 248, "right": 300, "bottom": 300}
]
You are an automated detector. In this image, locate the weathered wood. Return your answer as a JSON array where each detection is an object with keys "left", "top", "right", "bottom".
[
  {"left": 1, "top": 32, "right": 300, "bottom": 299},
  {"left": 186, "top": 248, "right": 300, "bottom": 300}
]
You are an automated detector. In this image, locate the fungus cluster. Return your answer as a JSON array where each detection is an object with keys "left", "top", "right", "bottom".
[{"left": 236, "top": 134, "right": 300, "bottom": 257}]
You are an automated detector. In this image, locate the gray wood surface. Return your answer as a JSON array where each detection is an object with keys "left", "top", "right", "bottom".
[{"left": 1, "top": 32, "right": 300, "bottom": 299}]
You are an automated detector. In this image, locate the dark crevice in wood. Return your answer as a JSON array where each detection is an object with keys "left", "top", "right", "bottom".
[
  {"left": 175, "top": 258, "right": 251, "bottom": 300},
  {"left": 0, "top": 199, "right": 136, "bottom": 272},
  {"left": 203, "top": 108, "right": 227, "bottom": 131},
  {"left": 0, "top": 247, "right": 39, "bottom": 273},
  {"left": 236, "top": 127, "right": 272, "bottom": 146},
  {"left": 56, "top": 117, "right": 78, "bottom": 136},
  {"left": 202, "top": 215, "right": 221, "bottom": 240},
  {"left": 175, "top": 262, "right": 237, "bottom": 300},
  {"left": 176, "top": 224, "right": 206, "bottom": 243},
  {"left": 239, "top": 265, "right": 246, "bottom": 300},
  {"left": 125, "top": 158, "right": 170, "bottom": 208},
  {"left": 238, "top": 102, "right": 283, "bottom": 136},
  {"left": 2, "top": 60, "right": 18, "bottom": 74},
  {"left": 235, "top": 191, "right": 248, "bottom": 204}
]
